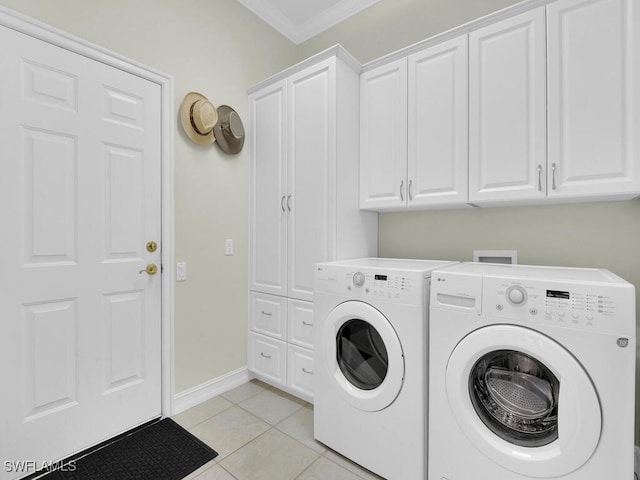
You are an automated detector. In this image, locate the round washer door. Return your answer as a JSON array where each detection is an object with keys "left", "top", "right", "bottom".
[
  {"left": 446, "top": 325, "right": 601, "bottom": 478},
  {"left": 323, "top": 301, "right": 404, "bottom": 412}
]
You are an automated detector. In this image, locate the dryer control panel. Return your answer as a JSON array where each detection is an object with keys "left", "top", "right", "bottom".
[
  {"left": 483, "top": 276, "right": 634, "bottom": 336},
  {"left": 315, "top": 265, "right": 427, "bottom": 305}
]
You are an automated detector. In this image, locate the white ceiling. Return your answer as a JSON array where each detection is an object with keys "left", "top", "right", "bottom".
[{"left": 236, "top": 0, "right": 383, "bottom": 44}]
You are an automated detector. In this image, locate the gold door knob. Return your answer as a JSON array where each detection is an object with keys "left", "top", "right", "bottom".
[
  {"left": 139, "top": 264, "right": 158, "bottom": 275},
  {"left": 146, "top": 241, "right": 158, "bottom": 253}
]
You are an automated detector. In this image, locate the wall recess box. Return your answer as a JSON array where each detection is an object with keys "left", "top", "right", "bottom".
[{"left": 473, "top": 250, "right": 518, "bottom": 264}]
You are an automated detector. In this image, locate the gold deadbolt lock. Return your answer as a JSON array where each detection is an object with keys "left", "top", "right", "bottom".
[
  {"left": 139, "top": 264, "right": 158, "bottom": 275},
  {"left": 146, "top": 241, "right": 158, "bottom": 253}
]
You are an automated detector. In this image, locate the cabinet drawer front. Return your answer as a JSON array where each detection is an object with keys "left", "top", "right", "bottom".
[
  {"left": 248, "top": 332, "right": 286, "bottom": 385},
  {"left": 287, "top": 345, "right": 314, "bottom": 402},
  {"left": 249, "top": 292, "right": 286, "bottom": 340},
  {"left": 288, "top": 299, "right": 314, "bottom": 349}
]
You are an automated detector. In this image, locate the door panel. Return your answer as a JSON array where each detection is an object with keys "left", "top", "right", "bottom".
[
  {"left": 287, "top": 59, "right": 335, "bottom": 301},
  {"left": 249, "top": 81, "right": 287, "bottom": 296},
  {"left": 547, "top": 0, "right": 640, "bottom": 198},
  {"left": 359, "top": 58, "right": 408, "bottom": 210},
  {"left": 0, "top": 25, "right": 162, "bottom": 478},
  {"left": 469, "top": 8, "right": 547, "bottom": 204},
  {"left": 408, "top": 36, "right": 469, "bottom": 207}
]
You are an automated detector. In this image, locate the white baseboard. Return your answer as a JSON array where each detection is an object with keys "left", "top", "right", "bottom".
[{"left": 172, "top": 367, "right": 251, "bottom": 415}]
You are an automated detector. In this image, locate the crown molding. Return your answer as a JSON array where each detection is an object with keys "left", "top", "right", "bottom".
[{"left": 237, "top": 0, "right": 381, "bottom": 44}]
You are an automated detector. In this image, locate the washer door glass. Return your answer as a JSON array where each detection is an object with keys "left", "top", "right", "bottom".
[
  {"left": 445, "top": 325, "right": 601, "bottom": 478},
  {"left": 323, "top": 301, "right": 404, "bottom": 412},
  {"left": 336, "top": 319, "right": 388, "bottom": 390},
  {"left": 469, "top": 350, "right": 559, "bottom": 447}
]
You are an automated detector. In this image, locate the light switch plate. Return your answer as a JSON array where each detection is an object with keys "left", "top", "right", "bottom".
[
  {"left": 176, "top": 262, "right": 187, "bottom": 281},
  {"left": 225, "top": 239, "right": 234, "bottom": 256}
]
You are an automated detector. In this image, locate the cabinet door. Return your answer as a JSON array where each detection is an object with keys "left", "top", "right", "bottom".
[
  {"left": 408, "top": 36, "right": 469, "bottom": 208},
  {"left": 287, "top": 344, "right": 314, "bottom": 402},
  {"left": 287, "top": 59, "right": 336, "bottom": 301},
  {"left": 359, "top": 58, "right": 408, "bottom": 210},
  {"left": 248, "top": 332, "right": 286, "bottom": 386},
  {"left": 288, "top": 298, "right": 314, "bottom": 349},
  {"left": 469, "top": 8, "right": 547, "bottom": 205},
  {"left": 249, "top": 81, "right": 288, "bottom": 296},
  {"left": 548, "top": 0, "right": 640, "bottom": 200}
]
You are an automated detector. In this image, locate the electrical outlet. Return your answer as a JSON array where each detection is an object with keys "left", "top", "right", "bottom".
[
  {"left": 176, "top": 262, "right": 187, "bottom": 281},
  {"left": 225, "top": 239, "right": 234, "bottom": 256}
]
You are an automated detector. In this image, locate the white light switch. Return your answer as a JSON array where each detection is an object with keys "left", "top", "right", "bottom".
[
  {"left": 176, "top": 262, "right": 187, "bottom": 281},
  {"left": 225, "top": 239, "right": 234, "bottom": 256}
]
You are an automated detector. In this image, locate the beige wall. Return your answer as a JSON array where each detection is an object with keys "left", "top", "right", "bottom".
[
  {"left": 0, "top": 0, "right": 297, "bottom": 393},
  {"left": 4, "top": 1, "right": 639, "bottom": 434},
  {"left": 297, "top": 0, "right": 522, "bottom": 63}
]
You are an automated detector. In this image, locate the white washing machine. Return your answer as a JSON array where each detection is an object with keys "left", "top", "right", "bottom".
[
  {"left": 429, "top": 262, "right": 636, "bottom": 480},
  {"left": 313, "top": 258, "right": 458, "bottom": 480}
]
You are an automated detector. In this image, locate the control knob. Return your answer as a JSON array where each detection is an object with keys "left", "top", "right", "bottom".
[
  {"left": 506, "top": 285, "right": 527, "bottom": 306},
  {"left": 353, "top": 272, "right": 365, "bottom": 288}
]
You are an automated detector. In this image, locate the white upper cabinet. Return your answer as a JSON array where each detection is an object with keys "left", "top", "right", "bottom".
[
  {"left": 547, "top": 0, "right": 640, "bottom": 201},
  {"left": 408, "top": 36, "right": 469, "bottom": 208},
  {"left": 359, "top": 58, "right": 408, "bottom": 210},
  {"left": 468, "top": 7, "right": 547, "bottom": 206},
  {"left": 360, "top": 37, "right": 469, "bottom": 211},
  {"left": 249, "top": 80, "right": 287, "bottom": 297}
]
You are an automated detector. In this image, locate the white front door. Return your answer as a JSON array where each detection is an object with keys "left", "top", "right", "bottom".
[{"left": 0, "top": 24, "right": 162, "bottom": 479}]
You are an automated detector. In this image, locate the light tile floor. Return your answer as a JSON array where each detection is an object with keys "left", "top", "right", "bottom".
[{"left": 173, "top": 380, "right": 384, "bottom": 480}]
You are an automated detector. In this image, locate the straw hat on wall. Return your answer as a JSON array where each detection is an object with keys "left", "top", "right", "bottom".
[{"left": 180, "top": 92, "right": 218, "bottom": 145}]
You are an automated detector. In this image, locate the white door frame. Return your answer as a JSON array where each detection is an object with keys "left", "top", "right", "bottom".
[{"left": 0, "top": 6, "right": 176, "bottom": 417}]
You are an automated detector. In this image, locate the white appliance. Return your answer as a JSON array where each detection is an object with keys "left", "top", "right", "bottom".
[
  {"left": 314, "top": 258, "right": 458, "bottom": 480},
  {"left": 429, "top": 262, "right": 636, "bottom": 479}
]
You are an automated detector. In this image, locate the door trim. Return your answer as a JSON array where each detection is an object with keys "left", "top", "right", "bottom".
[{"left": 0, "top": 6, "right": 175, "bottom": 416}]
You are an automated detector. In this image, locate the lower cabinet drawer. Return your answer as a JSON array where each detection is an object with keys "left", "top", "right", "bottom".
[
  {"left": 287, "top": 344, "right": 314, "bottom": 402},
  {"left": 248, "top": 332, "right": 286, "bottom": 386},
  {"left": 249, "top": 292, "right": 286, "bottom": 340}
]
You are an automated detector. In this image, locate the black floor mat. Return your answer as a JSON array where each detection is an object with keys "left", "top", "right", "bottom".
[{"left": 38, "top": 418, "right": 218, "bottom": 480}]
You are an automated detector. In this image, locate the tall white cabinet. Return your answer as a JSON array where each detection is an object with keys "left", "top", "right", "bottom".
[{"left": 247, "top": 46, "right": 378, "bottom": 401}]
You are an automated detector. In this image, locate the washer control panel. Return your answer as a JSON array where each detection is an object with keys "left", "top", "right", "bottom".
[
  {"left": 345, "top": 270, "right": 415, "bottom": 299},
  {"left": 315, "top": 265, "right": 427, "bottom": 305},
  {"left": 482, "top": 276, "right": 632, "bottom": 334}
]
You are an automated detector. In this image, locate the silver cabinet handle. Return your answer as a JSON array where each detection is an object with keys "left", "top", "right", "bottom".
[
  {"left": 408, "top": 179, "right": 413, "bottom": 201},
  {"left": 537, "top": 165, "right": 542, "bottom": 191},
  {"left": 302, "top": 321, "right": 313, "bottom": 326},
  {"left": 551, "top": 163, "right": 557, "bottom": 190},
  {"left": 260, "top": 352, "right": 271, "bottom": 359},
  {"left": 287, "top": 194, "right": 292, "bottom": 211},
  {"left": 302, "top": 368, "right": 313, "bottom": 374},
  {"left": 281, "top": 195, "right": 286, "bottom": 212},
  {"left": 400, "top": 180, "right": 404, "bottom": 201},
  {"left": 260, "top": 310, "right": 272, "bottom": 316}
]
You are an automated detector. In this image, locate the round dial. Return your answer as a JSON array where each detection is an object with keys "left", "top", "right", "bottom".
[
  {"left": 353, "top": 272, "right": 365, "bottom": 288},
  {"left": 506, "top": 285, "right": 527, "bottom": 306}
]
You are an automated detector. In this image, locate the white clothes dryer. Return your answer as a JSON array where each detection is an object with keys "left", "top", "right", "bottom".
[
  {"left": 314, "top": 258, "right": 458, "bottom": 480},
  {"left": 429, "top": 262, "right": 636, "bottom": 480}
]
